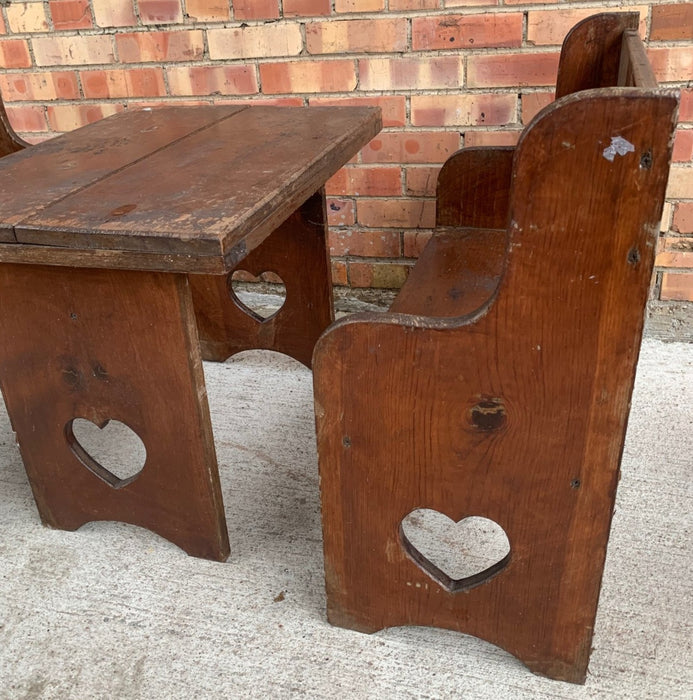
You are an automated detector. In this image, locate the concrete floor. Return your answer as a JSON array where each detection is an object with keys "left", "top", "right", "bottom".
[{"left": 0, "top": 338, "right": 691, "bottom": 699}]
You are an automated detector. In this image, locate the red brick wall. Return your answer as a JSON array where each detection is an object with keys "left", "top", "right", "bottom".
[{"left": 1, "top": 1, "right": 691, "bottom": 301}]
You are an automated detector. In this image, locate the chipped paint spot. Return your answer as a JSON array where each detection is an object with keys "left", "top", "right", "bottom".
[{"left": 602, "top": 136, "right": 635, "bottom": 162}]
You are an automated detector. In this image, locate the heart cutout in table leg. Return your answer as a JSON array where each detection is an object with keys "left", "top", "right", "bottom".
[
  {"left": 400, "top": 509, "right": 511, "bottom": 593},
  {"left": 229, "top": 270, "right": 286, "bottom": 322},
  {"left": 66, "top": 418, "right": 147, "bottom": 489}
]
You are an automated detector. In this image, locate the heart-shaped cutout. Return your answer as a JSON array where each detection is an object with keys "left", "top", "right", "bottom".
[
  {"left": 229, "top": 270, "right": 286, "bottom": 321},
  {"left": 400, "top": 509, "right": 510, "bottom": 593},
  {"left": 66, "top": 418, "right": 147, "bottom": 489}
]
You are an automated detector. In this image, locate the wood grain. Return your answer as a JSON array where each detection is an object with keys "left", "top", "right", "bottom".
[
  {"left": 4, "top": 106, "right": 381, "bottom": 270},
  {"left": 314, "top": 88, "right": 678, "bottom": 683},
  {"left": 0, "top": 105, "right": 244, "bottom": 243},
  {"left": 190, "top": 190, "right": 333, "bottom": 367},
  {"left": 619, "top": 30, "right": 658, "bottom": 88},
  {"left": 389, "top": 227, "right": 506, "bottom": 318},
  {"left": 0, "top": 264, "right": 229, "bottom": 561},
  {"left": 555, "top": 12, "right": 639, "bottom": 98},
  {"left": 0, "top": 95, "right": 28, "bottom": 159},
  {"left": 436, "top": 147, "right": 515, "bottom": 230}
]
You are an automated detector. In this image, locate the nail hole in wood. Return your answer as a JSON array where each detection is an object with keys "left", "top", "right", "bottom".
[{"left": 627, "top": 247, "right": 641, "bottom": 266}]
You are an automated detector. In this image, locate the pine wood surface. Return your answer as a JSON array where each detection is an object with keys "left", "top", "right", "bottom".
[
  {"left": 0, "top": 264, "right": 229, "bottom": 560},
  {"left": 314, "top": 14, "right": 679, "bottom": 684},
  {"left": 0, "top": 105, "right": 381, "bottom": 271}
]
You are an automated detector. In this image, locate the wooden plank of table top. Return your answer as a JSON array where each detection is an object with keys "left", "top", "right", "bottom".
[
  {"left": 0, "top": 105, "right": 246, "bottom": 244},
  {"left": 14, "top": 106, "right": 382, "bottom": 269}
]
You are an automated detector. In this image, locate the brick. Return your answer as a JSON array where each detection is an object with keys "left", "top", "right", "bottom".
[
  {"left": 468, "top": 52, "right": 560, "bottom": 88},
  {"left": 331, "top": 260, "right": 348, "bottom": 286},
  {"left": 361, "top": 131, "right": 459, "bottom": 164},
  {"left": 116, "top": 31, "right": 204, "bottom": 63},
  {"left": 405, "top": 166, "right": 439, "bottom": 197},
  {"left": 0, "top": 71, "right": 80, "bottom": 101},
  {"left": 464, "top": 130, "right": 521, "bottom": 147},
  {"left": 47, "top": 103, "right": 123, "bottom": 132},
  {"left": 329, "top": 229, "right": 401, "bottom": 257},
  {"left": 656, "top": 249, "right": 693, "bottom": 270},
  {"left": 673, "top": 203, "right": 693, "bottom": 233},
  {"left": 348, "top": 261, "right": 410, "bottom": 289},
  {"left": 327, "top": 166, "right": 402, "bottom": 196},
  {"left": 0, "top": 14, "right": 5, "bottom": 34},
  {"left": 651, "top": 4, "right": 693, "bottom": 41},
  {"left": 209, "top": 24, "right": 303, "bottom": 60},
  {"left": 660, "top": 272, "right": 693, "bottom": 301},
  {"left": 167, "top": 65, "right": 258, "bottom": 96},
  {"left": 528, "top": 9, "right": 646, "bottom": 46},
  {"left": 6, "top": 2, "right": 49, "bottom": 33},
  {"left": 446, "top": 0, "right": 499, "bottom": 6},
  {"left": 185, "top": 0, "right": 230, "bottom": 21},
  {"left": 233, "top": 0, "right": 279, "bottom": 20},
  {"left": 50, "top": 1, "right": 93, "bottom": 30},
  {"left": 666, "top": 166, "right": 693, "bottom": 200},
  {"left": 5, "top": 105, "right": 47, "bottom": 132},
  {"left": 390, "top": 0, "right": 438, "bottom": 9},
  {"left": 403, "top": 229, "right": 433, "bottom": 257},
  {"left": 284, "top": 0, "right": 330, "bottom": 16},
  {"left": 649, "top": 47, "right": 693, "bottom": 83},
  {"left": 309, "top": 95, "right": 406, "bottom": 127},
  {"left": 359, "top": 57, "right": 464, "bottom": 91},
  {"left": 411, "top": 94, "right": 516, "bottom": 127},
  {"left": 335, "top": 0, "right": 384, "bottom": 11},
  {"left": 681, "top": 90, "right": 693, "bottom": 122},
  {"left": 92, "top": 0, "right": 137, "bottom": 27},
  {"left": 139, "top": 0, "right": 183, "bottom": 24},
  {"left": 0, "top": 39, "right": 32, "bottom": 69},
  {"left": 81, "top": 68, "right": 166, "bottom": 99},
  {"left": 33, "top": 35, "right": 115, "bottom": 67},
  {"left": 260, "top": 60, "right": 356, "bottom": 94},
  {"left": 521, "top": 91, "right": 553, "bottom": 124},
  {"left": 307, "top": 19, "right": 407, "bottom": 54},
  {"left": 674, "top": 130, "right": 693, "bottom": 163},
  {"left": 358, "top": 198, "right": 435, "bottom": 228},
  {"left": 327, "top": 198, "right": 355, "bottom": 226},
  {"left": 655, "top": 237, "right": 693, "bottom": 267},
  {"left": 412, "top": 13, "right": 522, "bottom": 50}
]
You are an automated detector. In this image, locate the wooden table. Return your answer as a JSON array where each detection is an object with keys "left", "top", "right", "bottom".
[{"left": 0, "top": 104, "right": 381, "bottom": 561}]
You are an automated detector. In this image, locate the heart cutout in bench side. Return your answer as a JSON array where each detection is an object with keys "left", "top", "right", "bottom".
[
  {"left": 400, "top": 509, "right": 511, "bottom": 593},
  {"left": 229, "top": 270, "right": 286, "bottom": 322},
  {"left": 67, "top": 418, "right": 147, "bottom": 489}
]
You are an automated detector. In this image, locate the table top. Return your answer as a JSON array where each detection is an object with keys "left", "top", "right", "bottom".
[{"left": 0, "top": 104, "right": 381, "bottom": 273}]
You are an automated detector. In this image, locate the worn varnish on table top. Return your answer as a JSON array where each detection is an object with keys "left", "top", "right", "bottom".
[{"left": 0, "top": 105, "right": 381, "bottom": 273}]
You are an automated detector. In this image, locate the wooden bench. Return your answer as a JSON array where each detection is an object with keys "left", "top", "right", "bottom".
[{"left": 313, "top": 13, "right": 679, "bottom": 684}]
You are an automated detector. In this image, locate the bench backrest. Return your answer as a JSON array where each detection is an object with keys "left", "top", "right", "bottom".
[{"left": 555, "top": 12, "right": 647, "bottom": 97}]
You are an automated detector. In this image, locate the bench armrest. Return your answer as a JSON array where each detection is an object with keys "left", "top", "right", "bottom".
[{"left": 436, "top": 147, "right": 514, "bottom": 230}]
